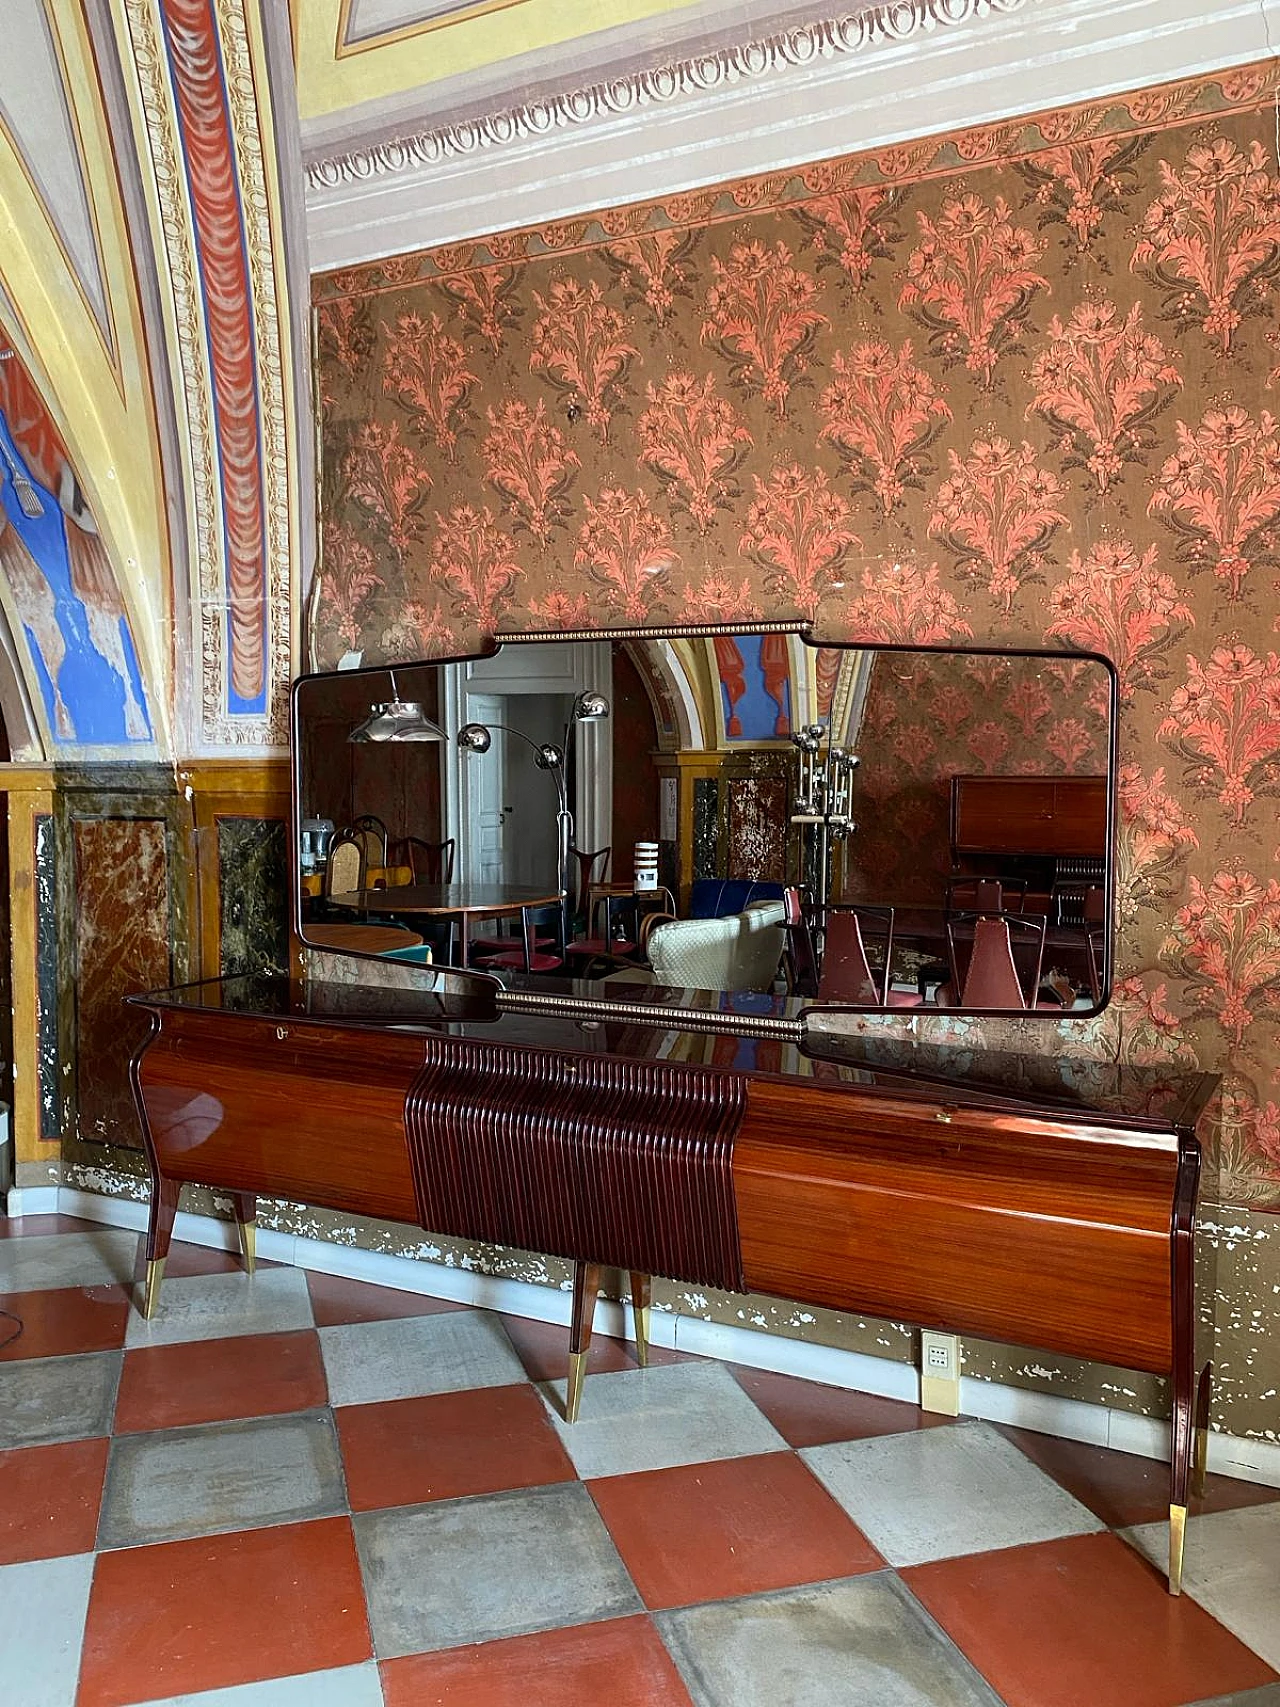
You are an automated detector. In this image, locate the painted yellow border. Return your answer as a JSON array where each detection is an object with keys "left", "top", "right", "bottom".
[
  {"left": 335, "top": 0, "right": 534, "bottom": 59},
  {"left": 297, "top": 0, "right": 696, "bottom": 121}
]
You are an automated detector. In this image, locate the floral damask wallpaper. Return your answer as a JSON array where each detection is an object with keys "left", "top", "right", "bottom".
[
  {"left": 314, "top": 61, "right": 1280, "bottom": 1211},
  {"left": 851, "top": 651, "right": 1110, "bottom": 907}
]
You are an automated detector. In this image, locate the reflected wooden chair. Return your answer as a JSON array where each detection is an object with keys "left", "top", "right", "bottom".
[
  {"left": 945, "top": 876, "right": 1025, "bottom": 915},
  {"left": 817, "top": 906, "right": 922, "bottom": 1009},
  {"left": 323, "top": 831, "right": 365, "bottom": 900},
  {"left": 351, "top": 814, "right": 388, "bottom": 867},
  {"left": 473, "top": 903, "right": 565, "bottom": 975},
  {"left": 944, "top": 912, "right": 1053, "bottom": 1009},
  {"left": 781, "top": 886, "right": 820, "bottom": 997},
  {"left": 388, "top": 835, "right": 456, "bottom": 885}
]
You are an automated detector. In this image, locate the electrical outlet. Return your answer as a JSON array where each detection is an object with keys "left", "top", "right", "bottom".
[{"left": 920, "top": 1330, "right": 961, "bottom": 1416}]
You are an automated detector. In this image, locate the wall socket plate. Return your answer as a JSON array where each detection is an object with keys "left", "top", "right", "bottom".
[{"left": 920, "top": 1330, "right": 961, "bottom": 1416}]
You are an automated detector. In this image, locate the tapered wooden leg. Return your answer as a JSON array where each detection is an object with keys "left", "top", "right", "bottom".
[
  {"left": 629, "top": 1271, "right": 652, "bottom": 1369},
  {"left": 230, "top": 1191, "right": 257, "bottom": 1276},
  {"left": 1192, "top": 1362, "right": 1212, "bottom": 1501},
  {"left": 142, "top": 1175, "right": 180, "bottom": 1320},
  {"left": 565, "top": 1260, "right": 600, "bottom": 1424}
]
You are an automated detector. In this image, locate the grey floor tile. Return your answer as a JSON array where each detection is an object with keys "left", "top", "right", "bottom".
[
  {"left": 134, "top": 1662, "right": 386, "bottom": 1706},
  {"left": 98, "top": 1411, "right": 346, "bottom": 1548},
  {"left": 658, "top": 1574, "right": 1003, "bottom": 1707},
  {"left": 1183, "top": 1689, "right": 1280, "bottom": 1707},
  {"left": 356, "top": 1482, "right": 640, "bottom": 1657},
  {"left": 1125, "top": 1503, "right": 1280, "bottom": 1670},
  {"left": 320, "top": 1309, "right": 525, "bottom": 1406},
  {"left": 0, "top": 1552, "right": 95, "bottom": 1707},
  {"left": 0, "top": 1351, "right": 120, "bottom": 1448},
  {"left": 803, "top": 1418, "right": 1103, "bottom": 1566},
  {"left": 544, "top": 1360, "right": 785, "bottom": 1479},
  {"left": 124, "top": 1268, "right": 314, "bottom": 1348},
  {"left": 0, "top": 1228, "right": 138, "bottom": 1293}
]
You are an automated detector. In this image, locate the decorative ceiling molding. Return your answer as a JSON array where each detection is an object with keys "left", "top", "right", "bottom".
[
  {"left": 307, "top": 0, "right": 1034, "bottom": 190},
  {"left": 306, "top": 0, "right": 1280, "bottom": 271}
]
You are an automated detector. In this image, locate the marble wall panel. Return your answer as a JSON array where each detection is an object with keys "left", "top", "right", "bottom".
[{"left": 217, "top": 816, "right": 289, "bottom": 976}]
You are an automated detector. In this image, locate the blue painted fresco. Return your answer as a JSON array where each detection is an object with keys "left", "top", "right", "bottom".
[
  {"left": 0, "top": 410, "right": 151, "bottom": 745},
  {"left": 718, "top": 633, "right": 792, "bottom": 741}
]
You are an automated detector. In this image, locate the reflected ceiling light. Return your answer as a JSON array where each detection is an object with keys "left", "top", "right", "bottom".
[{"left": 349, "top": 671, "right": 445, "bottom": 743}]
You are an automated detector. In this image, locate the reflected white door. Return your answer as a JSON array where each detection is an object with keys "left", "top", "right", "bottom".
[{"left": 467, "top": 693, "right": 508, "bottom": 885}]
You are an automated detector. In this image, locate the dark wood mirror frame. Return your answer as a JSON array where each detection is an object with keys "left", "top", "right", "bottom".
[{"left": 290, "top": 623, "right": 1118, "bottom": 1034}]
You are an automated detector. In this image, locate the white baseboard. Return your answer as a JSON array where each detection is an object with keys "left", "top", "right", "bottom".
[{"left": 14, "top": 1184, "right": 1280, "bottom": 1488}]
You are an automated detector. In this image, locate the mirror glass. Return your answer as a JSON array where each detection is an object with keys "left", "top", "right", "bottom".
[{"left": 293, "top": 634, "right": 1113, "bottom": 1015}]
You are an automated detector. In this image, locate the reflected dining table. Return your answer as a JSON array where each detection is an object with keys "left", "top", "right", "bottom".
[{"left": 325, "top": 882, "right": 564, "bottom": 966}]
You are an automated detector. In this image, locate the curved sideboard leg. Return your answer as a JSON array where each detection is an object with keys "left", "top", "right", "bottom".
[
  {"left": 629, "top": 1271, "right": 652, "bottom": 1369},
  {"left": 566, "top": 1260, "right": 601, "bottom": 1424},
  {"left": 1167, "top": 1138, "right": 1202, "bottom": 1595},
  {"left": 230, "top": 1192, "right": 257, "bottom": 1277},
  {"left": 143, "top": 1176, "right": 181, "bottom": 1320},
  {"left": 1192, "top": 1362, "right": 1213, "bottom": 1501}
]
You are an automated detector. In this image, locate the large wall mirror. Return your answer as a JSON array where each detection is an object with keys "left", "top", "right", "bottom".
[{"left": 292, "top": 630, "right": 1115, "bottom": 1017}]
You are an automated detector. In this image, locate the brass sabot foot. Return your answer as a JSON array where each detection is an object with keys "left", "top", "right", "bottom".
[
  {"left": 142, "top": 1257, "right": 166, "bottom": 1321},
  {"left": 633, "top": 1299, "right": 652, "bottom": 1369},
  {"left": 239, "top": 1218, "right": 257, "bottom": 1277},
  {"left": 565, "top": 1350, "right": 589, "bottom": 1424},
  {"left": 1169, "top": 1503, "right": 1187, "bottom": 1596}
]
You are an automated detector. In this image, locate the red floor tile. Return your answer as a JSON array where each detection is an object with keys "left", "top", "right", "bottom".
[
  {"left": 305, "top": 1268, "right": 462, "bottom": 1327},
  {"left": 337, "top": 1383, "right": 575, "bottom": 1511},
  {"left": 0, "top": 1214, "right": 104, "bottom": 1238},
  {"left": 76, "top": 1517, "right": 372, "bottom": 1707},
  {"left": 113, "top": 1330, "right": 328, "bottom": 1433},
  {"left": 0, "top": 1438, "right": 109, "bottom": 1565},
  {"left": 999, "top": 1424, "right": 1280, "bottom": 1527},
  {"left": 380, "top": 1615, "right": 695, "bottom": 1707},
  {"left": 498, "top": 1311, "right": 686, "bottom": 1384},
  {"left": 588, "top": 1451, "right": 883, "bottom": 1610},
  {"left": 903, "top": 1531, "right": 1278, "bottom": 1707},
  {"left": 0, "top": 1287, "right": 130, "bottom": 1361},
  {"left": 730, "top": 1364, "right": 949, "bottom": 1448}
]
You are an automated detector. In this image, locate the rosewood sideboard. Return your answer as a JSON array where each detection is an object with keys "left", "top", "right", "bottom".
[{"left": 128, "top": 973, "right": 1216, "bottom": 1594}]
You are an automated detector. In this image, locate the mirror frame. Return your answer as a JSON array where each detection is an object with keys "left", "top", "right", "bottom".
[{"left": 290, "top": 622, "right": 1119, "bottom": 1036}]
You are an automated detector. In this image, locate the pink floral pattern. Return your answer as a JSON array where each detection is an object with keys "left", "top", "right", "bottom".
[
  {"left": 820, "top": 341, "right": 952, "bottom": 512},
  {"left": 1133, "top": 137, "right": 1280, "bottom": 349},
  {"left": 383, "top": 311, "right": 476, "bottom": 460},
  {"left": 899, "top": 193, "right": 1049, "bottom": 384},
  {"left": 1046, "top": 539, "right": 1193, "bottom": 699},
  {"left": 575, "top": 488, "right": 677, "bottom": 619},
  {"left": 530, "top": 278, "right": 638, "bottom": 434},
  {"left": 702, "top": 241, "right": 828, "bottom": 414},
  {"left": 739, "top": 464, "right": 860, "bottom": 611},
  {"left": 426, "top": 506, "right": 522, "bottom": 632},
  {"left": 481, "top": 400, "right": 580, "bottom": 542},
  {"left": 1148, "top": 406, "right": 1280, "bottom": 597},
  {"left": 1165, "top": 868, "right": 1280, "bottom": 1047},
  {"left": 1029, "top": 300, "right": 1181, "bottom": 491},
  {"left": 928, "top": 436, "right": 1067, "bottom": 610},
  {"left": 638, "top": 372, "right": 752, "bottom": 532},
  {"left": 1158, "top": 646, "right": 1280, "bottom": 824}
]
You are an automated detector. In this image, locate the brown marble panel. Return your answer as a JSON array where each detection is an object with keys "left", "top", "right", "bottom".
[{"left": 73, "top": 816, "right": 171, "bottom": 1146}]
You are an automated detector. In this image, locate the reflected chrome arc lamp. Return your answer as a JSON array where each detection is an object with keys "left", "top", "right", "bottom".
[{"left": 458, "top": 691, "right": 609, "bottom": 946}]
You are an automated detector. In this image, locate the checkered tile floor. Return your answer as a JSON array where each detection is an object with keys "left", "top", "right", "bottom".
[{"left": 2, "top": 1216, "right": 1279, "bottom": 1707}]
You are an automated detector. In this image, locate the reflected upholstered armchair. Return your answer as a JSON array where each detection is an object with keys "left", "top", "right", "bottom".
[{"left": 644, "top": 900, "right": 785, "bottom": 994}]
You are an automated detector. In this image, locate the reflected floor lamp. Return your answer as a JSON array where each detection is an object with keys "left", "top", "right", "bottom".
[{"left": 458, "top": 690, "right": 608, "bottom": 947}]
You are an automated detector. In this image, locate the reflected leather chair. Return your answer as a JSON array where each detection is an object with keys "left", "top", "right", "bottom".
[
  {"left": 945, "top": 876, "right": 1026, "bottom": 915},
  {"left": 472, "top": 903, "right": 565, "bottom": 975},
  {"left": 944, "top": 912, "right": 1055, "bottom": 1009},
  {"left": 644, "top": 900, "right": 785, "bottom": 994},
  {"left": 817, "top": 906, "right": 922, "bottom": 1009}
]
